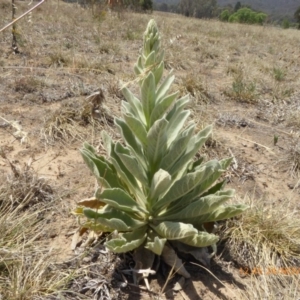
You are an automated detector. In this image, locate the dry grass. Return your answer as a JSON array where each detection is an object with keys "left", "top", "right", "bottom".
[
  {"left": 0, "top": 150, "right": 53, "bottom": 208},
  {"left": 0, "top": 158, "right": 78, "bottom": 300},
  {"left": 274, "top": 134, "right": 300, "bottom": 177},
  {"left": 222, "top": 194, "right": 300, "bottom": 298},
  {"left": 218, "top": 200, "right": 300, "bottom": 300},
  {"left": 41, "top": 96, "right": 114, "bottom": 144},
  {"left": 231, "top": 270, "right": 300, "bottom": 300}
]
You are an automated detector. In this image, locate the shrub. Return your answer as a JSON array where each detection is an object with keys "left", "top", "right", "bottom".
[
  {"left": 281, "top": 18, "right": 290, "bottom": 29},
  {"left": 295, "top": 6, "right": 300, "bottom": 29},
  {"left": 141, "top": 0, "right": 153, "bottom": 11},
  {"left": 74, "top": 19, "right": 247, "bottom": 277},
  {"left": 227, "top": 7, "right": 267, "bottom": 25},
  {"left": 220, "top": 9, "right": 230, "bottom": 22}
]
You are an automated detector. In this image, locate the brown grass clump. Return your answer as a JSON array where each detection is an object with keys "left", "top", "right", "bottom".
[
  {"left": 0, "top": 203, "right": 75, "bottom": 300},
  {"left": 275, "top": 135, "right": 300, "bottom": 177},
  {"left": 224, "top": 67, "right": 258, "bottom": 103},
  {"left": 41, "top": 93, "right": 114, "bottom": 144},
  {"left": 13, "top": 76, "right": 46, "bottom": 94},
  {"left": 284, "top": 138, "right": 300, "bottom": 176},
  {"left": 0, "top": 158, "right": 77, "bottom": 300},
  {"left": 222, "top": 196, "right": 300, "bottom": 272},
  {"left": 221, "top": 194, "right": 300, "bottom": 298},
  {"left": 0, "top": 150, "right": 53, "bottom": 209},
  {"left": 179, "top": 73, "right": 212, "bottom": 105},
  {"left": 286, "top": 110, "right": 300, "bottom": 129}
]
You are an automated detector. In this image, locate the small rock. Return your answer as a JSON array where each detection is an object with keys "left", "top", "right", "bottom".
[{"left": 83, "top": 257, "right": 92, "bottom": 263}]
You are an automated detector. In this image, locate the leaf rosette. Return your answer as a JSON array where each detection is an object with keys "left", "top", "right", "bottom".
[{"left": 75, "top": 19, "right": 248, "bottom": 277}]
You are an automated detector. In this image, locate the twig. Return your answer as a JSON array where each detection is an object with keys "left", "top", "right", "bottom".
[
  {"left": 235, "top": 136, "right": 275, "bottom": 155},
  {"left": 228, "top": 148, "right": 238, "bottom": 170},
  {"left": 160, "top": 259, "right": 176, "bottom": 295},
  {"left": 0, "top": 0, "right": 45, "bottom": 33}
]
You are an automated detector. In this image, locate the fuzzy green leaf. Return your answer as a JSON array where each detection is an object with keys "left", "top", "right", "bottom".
[
  {"left": 191, "top": 204, "right": 248, "bottom": 226},
  {"left": 179, "top": 231, "right": 219, "bottom": 247},
  {"left": 151, "top": 221, "right": 198, "bottom": 240},
  {"left": 156, "top": 73, "right": 175, "bottom": 103},
  {"left": 157, "top": 190, "right": 235, "bottom": 221},
  {"left": 80, "top": 147, "right": 120, "bottom": 189},
  {"left": 150, "top": 91, "right": 179, "bottom": 126},
  {"left": 153, "top": 60, "right": 164, "bottom": 85},
  {"left": 141, "top": 72, "right": 156, "bottom": 124},
  {"left": 166, "top": 111, "right": 191, "bottom": 148},
  {"left": 123, "top": 113, "right": 148, "bottom": 147},
  {"left": 168, "top": 125, "right": 212, "bottom": 177},
  {"left": 83, "top": 208, "right": 145, "bottom": 232},
  {"left": 165, "top": 95, "right": 190, "bottom": 124},
  {"left": 122, "top": 87, "right": 146, "bottom": 124},
  {"left": 144, "top": 234, "right": 167, "bottom": 255},
  {"left": 178, "top": 160, "right": 223, "bottom": 204},
  {"left": 145, "top": 51, "right": 156, "bottom": 67},
  {"left": 161, "top": 242, "right": 191, "bottom": 278},
  {"left": 134, "top": 56, "right": 143, "bottom": 76},
  {"left": 115, "top": 143, "right": 148, "bottom": 186},
  {"left": 114, "top": 118, "right": 146, "bottom": 169},
  {"left": 149, "top": 169, "right": 172, "bottom": 205},
  {"left": 96, "top": 188, "right": 146, "bottom": 214},
  {"left": 147, "top": 118, "right": 168, "bottom": 168},
  {"left": 161, "top": 124, "right": 195, "bottom": 170},
  {"left": 153, "top": 167, "right": 207, "bottom": 211},
  {"left": 105, "top": 227, "right": 147, "bottom": 253},
  {"left": 109, "top": 143, "right": 145, "bottom": 206}
]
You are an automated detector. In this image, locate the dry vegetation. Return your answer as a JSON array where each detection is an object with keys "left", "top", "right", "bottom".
[{"left": 0, "top": 1, "right": 300, "bottom": 299}]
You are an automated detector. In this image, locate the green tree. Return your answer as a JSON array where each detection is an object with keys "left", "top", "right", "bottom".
[
  {"left": 294, "top": 6, "right": 300, "bottom": 29},
  {"left": 228, "top": 7, "right": 267, "bottom": 25},
  {"left": 234, "top": 1, "right": 241, "bottom": 12},
  {"left": 179, "top": 0, "right": 217, "bottom": 18},
  {"left": 281, "top": 18, "right": 290, "bottom": 29},
  {"left": 220, "top": 9, "right": 230, "bottom": 22},
  {"left": 140, "top": 0, "right": 153, "bottom": 11}
]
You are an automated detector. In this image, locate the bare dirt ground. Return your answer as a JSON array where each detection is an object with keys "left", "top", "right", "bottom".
[{"left": 1, "top": 1, "right": 300, "bottom": 299}]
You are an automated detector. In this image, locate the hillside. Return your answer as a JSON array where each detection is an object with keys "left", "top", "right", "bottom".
[
  {"left": 217, "top": 0, "right": 299, "bottom": 18},
  {"left": 154, "top": 0, "right": 299, "bottom": 19}
]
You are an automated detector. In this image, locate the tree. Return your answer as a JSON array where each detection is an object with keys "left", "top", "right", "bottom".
[
  {"left": 179, "top": 0, "right": 217, "bottom": 19},
  {"left": 234, "top": 1, "right": 241, "bottom": 12},
  {"left": 158, "top": 3, "right": 169, "bottom": 12},
  {"left": 295, "top": 6, "right": 300, "bottom": 29},
  {"left": 281, "top": 18, "right": 290, "bottom": 29},
  {"left": 140, "top": 0, "right": 153, "bottom": 11},
  {"left": 228, "top": 7, "right": 267, "bottom": 25},
  {"left": 220, "top": 9, "right": 230, "bottom": 22}
]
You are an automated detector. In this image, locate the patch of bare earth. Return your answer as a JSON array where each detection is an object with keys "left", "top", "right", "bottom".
[{"left": 1, "top": 1, "right": 300, "bottom": 299}]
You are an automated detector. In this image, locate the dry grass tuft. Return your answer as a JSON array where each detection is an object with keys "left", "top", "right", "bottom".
[
  {"left": 0, "top": 151, "right": 53, "bottom": 209},
  {"left": 41, "top": 95, "right": 114, "bottom": 144},
  {"left": 276, "top": 136, "right": 300, "bottom": 177},
  {"left": 13, "top": 76, "right": 46, "bottom": 94},
  {"left": 179, "top": 73, "right": 212, "bottom": 104},
  {"left": 222, "top": 194, "right": 300, "bottom": 298},
  {"left": 224, "top": 68, "right": 257, "bottom": 103},
  {"left": 0, "top": 163, "right": 78, "bottom": 300},
  {"left": 238, "top": 274, "right": 300, "bottom": 300},
  {"left": 286, "top": 109, "right": 300, "bottom": 129},
  {"left": 222, "top": 196, "right": 300, "bottom": 272}
]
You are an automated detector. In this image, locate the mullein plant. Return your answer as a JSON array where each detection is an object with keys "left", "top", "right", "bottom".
[{"left": 74, "top": 19, "right": 247, "bottom": 278}]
